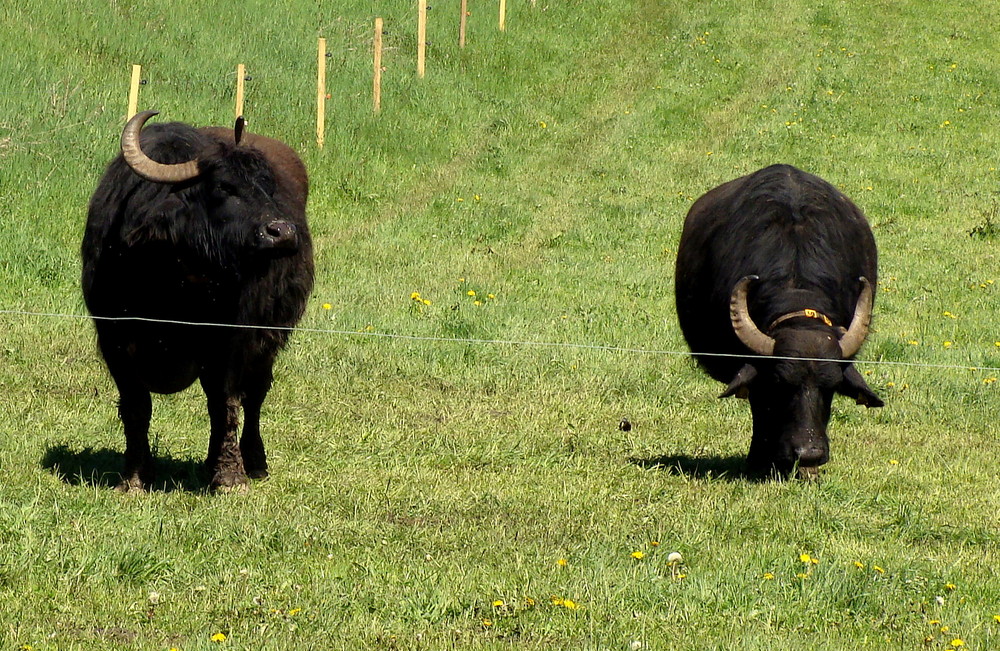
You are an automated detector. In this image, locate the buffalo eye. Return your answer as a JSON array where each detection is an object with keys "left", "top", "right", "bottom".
[{"left": 217, "top": 181, "right": 240, "bottom": 197}]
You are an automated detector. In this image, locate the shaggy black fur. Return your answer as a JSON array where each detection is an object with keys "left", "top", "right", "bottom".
[
  {"left": 675, "top": 164, "right": 882, "bottom": 476},
  {"left": 82, "top": 120, "right": 314, "bottom": 491}
]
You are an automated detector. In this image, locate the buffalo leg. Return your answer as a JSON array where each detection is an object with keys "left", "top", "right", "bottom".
[
  {"left": 116, "top": 384, "right": 154, "bottom": 491},
  {"left": 239, "top": 368, "right": 273, "bottom": 479},
  {"left": 98, "top": 333, "right": 156, "bottom": 491},
  {"left": 201, "top": 375, "right": 248, "bottom": 490}
]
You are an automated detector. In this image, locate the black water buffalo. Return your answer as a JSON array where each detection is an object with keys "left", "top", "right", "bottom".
[
  {"left": 82, "top": 110, "right": 314, "bottom": 491},
  {"left": 675, "top": 164, "right": 882, "bottom": 478}
]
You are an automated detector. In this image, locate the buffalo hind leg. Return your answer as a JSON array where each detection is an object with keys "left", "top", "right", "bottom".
[{"left": 201, "top": 376, "right": 248, "bottom": 491}]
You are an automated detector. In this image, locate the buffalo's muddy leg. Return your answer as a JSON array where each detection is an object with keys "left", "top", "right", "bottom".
[{"left": 201, "top": 374, "right": 248, "bottom": 491}]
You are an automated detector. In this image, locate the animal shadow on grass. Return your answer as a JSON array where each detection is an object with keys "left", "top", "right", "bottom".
[
  {"left": 629, "top": 453, "right": 771, "bottom": 483},
  {"left": 41, "top": 444, "right": 209, "bottom": 492}
]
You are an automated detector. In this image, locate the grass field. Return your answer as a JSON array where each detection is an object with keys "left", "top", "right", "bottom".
[{"left": 2, "top": 0, "right": 999, "bottom": 648}]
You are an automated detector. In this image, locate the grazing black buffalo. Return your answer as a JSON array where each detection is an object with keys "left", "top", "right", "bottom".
[
  {"left": 82, "top": 111, "right": 314, "bottom": 491},
  {"left": 675, "top": 164, "right": 883, "bottom": 478}
]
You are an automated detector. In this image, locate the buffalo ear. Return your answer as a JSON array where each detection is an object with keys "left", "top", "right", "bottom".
[
  {"left": 838, "top": 364, "right": 884, "bottom": 408},
  {"left": 719, "top": 364, "right": 757, "bottom": 400}
]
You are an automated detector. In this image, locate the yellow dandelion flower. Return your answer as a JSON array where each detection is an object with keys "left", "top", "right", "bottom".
[
  {"left": 940, "top": 625, "right": 950, "bottom": 633},
  {"left": 873, "top": 565, "right": 885, "bottom": 574},
  {"left": 889, "top": 459, "right": 899, "bottom": 465},
  {"left": 410, "top": 291, "right": 421, "bottom": 300},
  {"left": 945, "top": 583, "right": 957, "bottom": 591},
  {"left": 799, "top": 553, "right": 812, "bottom": 563},
  {"left": 459, "top": 277, "right": 465, "bottom": 283},
  {"left": 288, "top": 608, "right": 302, "bottom": 616},
  {"left": 943, "top": 341, "right": 953, "bottom": 348},
  {"left": 456, "top": 197, "right": 464, "bottom": 202},
  {"left": 487, "top": 293, "right": 496, "bottom": 300},
  {"left": 524, "top": 597, "right": 536, "bottom": 607},
  {"left": 474, "top": 300, "right": 482, "bottom": 306},
  {"left": 763, "top": 572, "right": 775, "bottom": 580},
  {"left": 631, "top": 551, "right": 645, "bottom": 560},
  {"left": 557, "top": 558, "right": 569, "bottom": 566},
  {"left": 650, "top": 541, "right": 660, "bottom": 547},
  {"left": 811, "top": 557, "right": 820, "bottom": 565},
  {"left": 423, "top": 299, "right": 431, "bottom": 306},
  {"left": 474, "top": 194, "right": 481, "bottom": 201},
  {"left": 796, "top": 572, "right": 809, "bottom": 579},
  {"left": 994, "top": 614, "right": 1000, "bottom": 622},
  {"left": 943, "top": 311, "right": 957, "bottom": 319},
  {"left": 539, "top": 121, "right": 547, "bottom": 129},
  {"left": 929, "top": 620, "right": 941, "bottom": 626},
  {"left": 854, "top": 561, "right": 864, "bottom": 569},
  {"left": 984, "top": 377, "right": 997, "bottom": 384},
  {"left": 908, "top": 340, "right": 919, "bottom": 345},
  {"left": 550, "top": 595, "right": 564, "bottom": 606},
  {"left": 211, "top": 632, "right": 227, "bottom": 643},
  {"left": 563, "top": 599, "right": 578, "bottom": 610},
  {"left": 322, "top": 303, "right": 332, "bottom": 310},
  {"left": 482, "top": 618, "right": 493, "bottom": 627},
  {"left": 467, "top": 290, "right": 476, "bottom": 297},
  {"left": 493, "top": 599, "right": 505, "bottom": 607},
  {"left": 951, "top": 639, "right": 965, "bottom": 647}
]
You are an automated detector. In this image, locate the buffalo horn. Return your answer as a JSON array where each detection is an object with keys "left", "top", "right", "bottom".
[
  {"left": 121, "top": 110, "right": 200, "bottom": 183},
  {"left": 837, "top": 277, "right": 873, "bottom": 358},
  {"left": 234, "top": 116, "right": 245, "bottom": 145},
  {"left": 730, "top": 275, "right": 775, "bottom": 356}
]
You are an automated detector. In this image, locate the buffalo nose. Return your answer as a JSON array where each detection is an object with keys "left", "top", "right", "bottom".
[
  {"left": 795, "top": 444, "right": 827, "bottom": 466},
  {"left": 258, "top": 220, "right": 297, "bottom": 249}
]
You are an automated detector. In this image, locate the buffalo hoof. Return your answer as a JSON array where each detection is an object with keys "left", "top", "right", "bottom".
[
  {"left": 115, "top": 474, "right": 148, "bottom": 493},
  {"left": 246, "top": 468, "right": 270, "bottom": 480},
  {"left": 210, "top": 471, "right": 250, "bottom": 493}
]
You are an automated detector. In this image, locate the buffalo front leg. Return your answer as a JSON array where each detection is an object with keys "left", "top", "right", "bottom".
[
  {"left": 239, "top": 368, "right": 274, "bottom": 479},
  {"left": 116, "top": 385, "right": 154, "bottom": 491},
  {"left": 202, "top": 379, "right": 248, "bottom": 491}
]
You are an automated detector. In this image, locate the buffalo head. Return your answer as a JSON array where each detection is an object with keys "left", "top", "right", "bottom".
[
  {"left": 119, "top": 110, "right": 302, "bottom": 257},
  {"left": 720, "top": 275, "right": 883, "bottom": 477}
]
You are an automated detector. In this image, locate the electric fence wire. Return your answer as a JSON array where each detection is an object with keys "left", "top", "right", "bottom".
[{"left": 3, "top": 308, "right": 999, "bottom": 374}]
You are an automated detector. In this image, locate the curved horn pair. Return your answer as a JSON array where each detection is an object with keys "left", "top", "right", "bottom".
[
  {"left": 730, "top": 276, "right": 873, "bottom": 358},
  {"left": 121, "top": 110, "right": 200, "bottom": 183}
]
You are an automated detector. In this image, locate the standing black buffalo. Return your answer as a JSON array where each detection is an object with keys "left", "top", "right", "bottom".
[
  {"left": 82, "top": 111, "right": 314, "bottom": 491},
  {"left": 675, "top": 164, "right": 883, "bottom": 478}
]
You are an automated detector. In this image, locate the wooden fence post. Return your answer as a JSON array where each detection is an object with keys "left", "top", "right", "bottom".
[
  {"left": 417, "top": 0, "right": 427, "bottom": 77},
  {"left": 235, "top": 63, "right": 246, "bottom": 118},
  {"left": 317, "top": 38, "right": 327, "bottom": 147},
  {"left": 373, "top": 19, "right": 383, "bottom": 114},
  {"left": 127, "top": 64, "right": 142, "bottom": 120},
  {"left": 459, "top": 0, "right": 468, "bottom": 48}
]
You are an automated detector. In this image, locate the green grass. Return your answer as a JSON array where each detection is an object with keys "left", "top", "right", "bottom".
[{"left": 2, "top": 0, "right": 1000, "bottom": 648}]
